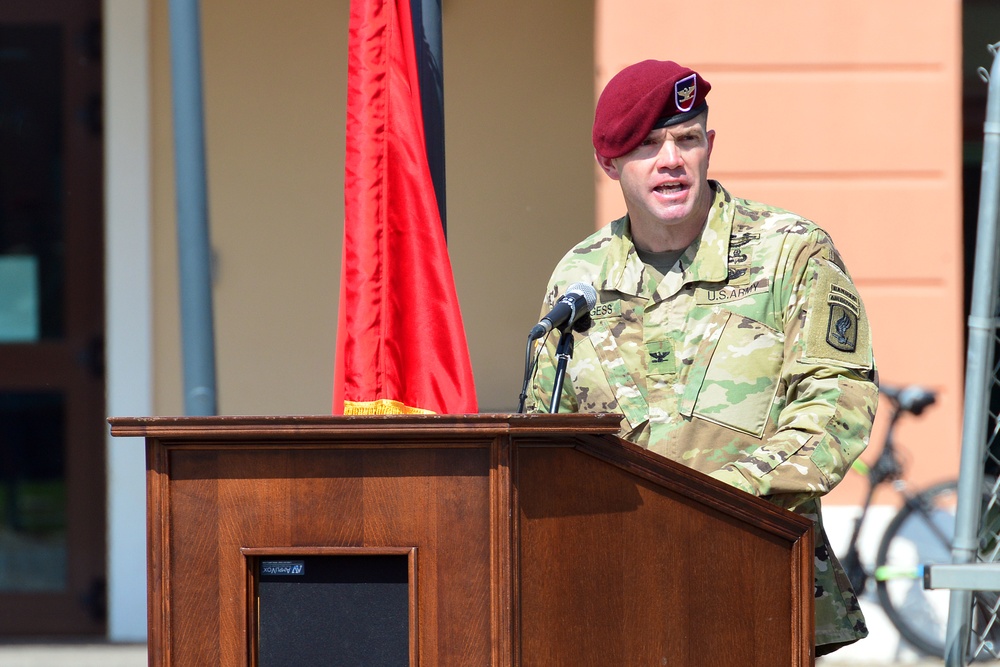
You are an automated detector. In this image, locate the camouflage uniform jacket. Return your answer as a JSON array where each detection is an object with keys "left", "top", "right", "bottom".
[{"left": 528, "top": 181, "right": 877, "bottom": 649}]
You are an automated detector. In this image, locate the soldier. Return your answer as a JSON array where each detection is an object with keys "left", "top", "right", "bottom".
[{"left": 528, "top": 59, "right": 877, "bottom": 655}]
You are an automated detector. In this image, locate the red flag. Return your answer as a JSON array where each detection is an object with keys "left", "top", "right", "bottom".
[{"left": 333, "top": 0, "right": 478, "bottom": 415}]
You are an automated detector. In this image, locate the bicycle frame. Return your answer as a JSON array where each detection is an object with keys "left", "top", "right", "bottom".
[{"left": 841, "top": 384, "right": 939, "bottom": 587}]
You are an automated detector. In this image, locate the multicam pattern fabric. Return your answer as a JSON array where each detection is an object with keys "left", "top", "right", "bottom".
[{"left": 528, "top": 181, "right": 877, "bottom": 649}]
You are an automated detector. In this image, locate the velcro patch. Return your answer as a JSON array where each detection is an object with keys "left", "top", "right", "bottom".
[
  {"left": 590, "top": 300, "right": 621, "bottom": 320},
  {"left": 804, "top": 259, "right": 871, "bottom": 367},
  {"left": 826, "top": 285, "right": 859, "bottom": 352},
  {"left": 727, "top": 233, "right": 758, "bottom": 285},
  {"left": 696, "top": 282, "right": 763, "bottom": 305},
  {"left": 646, "top": 340, "right": 676, "bottom": 375}
]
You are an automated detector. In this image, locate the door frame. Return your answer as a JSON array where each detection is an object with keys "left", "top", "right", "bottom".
[
  {"left": 103, "top": 0, "right": 153, "bottom": 643},
  {"left": 0, "top": 0, "right": 105, "bottom": 636}
]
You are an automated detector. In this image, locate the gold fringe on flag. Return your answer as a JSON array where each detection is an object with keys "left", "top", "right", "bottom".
[{"left": 342, "top": 399, "right": 435, "bottom": 415}]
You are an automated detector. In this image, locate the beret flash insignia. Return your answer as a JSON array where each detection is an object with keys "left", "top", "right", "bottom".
[{"left": 675, "top": 73, "right": 697, "bottom": 112}]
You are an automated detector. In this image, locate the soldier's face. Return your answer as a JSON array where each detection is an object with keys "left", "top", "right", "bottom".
[{"left": 598, "top": 116, "right": 715, "bottom": 246}]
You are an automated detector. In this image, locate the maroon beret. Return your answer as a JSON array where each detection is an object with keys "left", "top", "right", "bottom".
[{"left": 592, "top": 60, "right": 711, "bottom": 159}]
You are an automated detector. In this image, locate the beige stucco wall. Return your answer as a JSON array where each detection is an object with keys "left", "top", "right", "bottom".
[
  {"left": 151, "top": 0, "right": 348, "bottom": 415},
  {"left": 150, "top": 1, "right": 964, "bottom": 503},
  {"left": 441, "top": 1, "right": 597, "bottom": 412}
]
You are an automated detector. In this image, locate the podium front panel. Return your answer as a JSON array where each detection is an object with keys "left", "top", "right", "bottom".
[{"left": 151, "top": 441, "right": 494, "bottom": 666}]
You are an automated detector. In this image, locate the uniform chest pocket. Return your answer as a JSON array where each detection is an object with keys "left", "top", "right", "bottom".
[{"left": 680, "top": 310, "right": 783, "bottom": 438}]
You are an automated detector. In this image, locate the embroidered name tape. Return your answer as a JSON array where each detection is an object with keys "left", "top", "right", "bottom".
[{"left": 590, "top": 301, "right": 621, "bottom": 319}]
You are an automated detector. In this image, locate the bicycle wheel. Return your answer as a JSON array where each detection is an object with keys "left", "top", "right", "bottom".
[
  {"left": 874, "top": 480, "right": 960, "bottom": 657},
  {"left": 874, "top": 479, "right": 999, "bottom": 659}
]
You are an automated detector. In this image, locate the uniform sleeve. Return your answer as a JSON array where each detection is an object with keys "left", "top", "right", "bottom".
[{"left": 708, "top": 231, "right": 878, "bottom": 511}]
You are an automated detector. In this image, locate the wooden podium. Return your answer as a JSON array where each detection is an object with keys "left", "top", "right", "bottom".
[{"left": 109, "top": 413, "right": 815, "bottom": 666}]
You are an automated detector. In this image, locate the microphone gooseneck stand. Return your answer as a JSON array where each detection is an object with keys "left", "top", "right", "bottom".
[{"left": 515, "top": 325, "right": 576, "bottom": 415}]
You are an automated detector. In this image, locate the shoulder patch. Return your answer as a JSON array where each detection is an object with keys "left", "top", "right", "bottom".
[
  {"left": 804, "top": 258, "right": 872, "bottom": 367},
  {"left": 826, "top": 285, "right": 859, "bottom": 352}
]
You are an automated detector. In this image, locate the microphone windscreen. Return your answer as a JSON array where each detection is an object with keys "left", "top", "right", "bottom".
[{"left": 566, "top": 282, "right": 598, "bottom": 309}]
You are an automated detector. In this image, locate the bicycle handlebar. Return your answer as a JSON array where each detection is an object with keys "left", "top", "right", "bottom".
[
  {"left": 849, "top": 383, "right": 937, "bottom": 481},
  {"left": 879, "top": 383, "right": 937, "bottom": 416}
]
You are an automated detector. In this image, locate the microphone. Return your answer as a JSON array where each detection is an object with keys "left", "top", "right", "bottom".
[{"left": 529, "top": 282, "right": 597, "bottom": 340}]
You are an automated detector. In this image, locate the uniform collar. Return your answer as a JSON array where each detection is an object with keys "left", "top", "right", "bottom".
[{"left": 600, "top": 181, "right": 734, "bottom": 298}]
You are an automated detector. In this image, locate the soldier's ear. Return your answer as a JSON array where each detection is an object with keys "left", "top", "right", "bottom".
[{"left": 595, "top": 152, "right": 621, "bottom": 180}]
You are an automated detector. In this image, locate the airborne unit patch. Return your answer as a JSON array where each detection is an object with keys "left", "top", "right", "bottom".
[
  {"left": 803, "top": 259, "right": 871, "bottom": 365},
  {"left": 825, "top": 284, "right": 860, "bottom": 352}
]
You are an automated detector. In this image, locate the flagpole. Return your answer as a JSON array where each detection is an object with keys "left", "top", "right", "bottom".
[
  {"left": 168, "top": 0, "right": 218, "bottom": 416},
  {"left": 410, "top": 0, "right": 447, "bottom": 235}
]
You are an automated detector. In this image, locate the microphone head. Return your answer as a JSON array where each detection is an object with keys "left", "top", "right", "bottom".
[
  {"left": 529, "top": 282, "right": 599, "bottom": 341},
  {"left": 566, "top": 282, "right": 598, "bottom": 309}
]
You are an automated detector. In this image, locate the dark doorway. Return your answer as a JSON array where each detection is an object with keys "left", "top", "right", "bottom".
[{"left": 0, "top": 1, "right": 105, "bottom": 634}]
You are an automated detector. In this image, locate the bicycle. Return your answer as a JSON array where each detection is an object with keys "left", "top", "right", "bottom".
[{"left": 837, "top": 383, "right": 998, "bottom": 659}]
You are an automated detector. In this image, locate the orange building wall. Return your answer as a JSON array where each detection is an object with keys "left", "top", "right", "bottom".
[{"left": 594, "top": 1, "right": 965, "bottom": 506}]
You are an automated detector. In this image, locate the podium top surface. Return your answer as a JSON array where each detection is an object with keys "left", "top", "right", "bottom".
[
  {"left": 110, "top": 411, "right": 813, "bottom": 540},
  {"left": 108, "top": 412, "right": 625, "bottom": 441}
]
